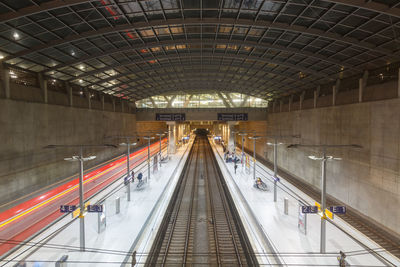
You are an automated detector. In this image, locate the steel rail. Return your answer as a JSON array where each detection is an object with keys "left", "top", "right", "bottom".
[{"left": 205, "top": 139, "right": 243, "bottom": 266}]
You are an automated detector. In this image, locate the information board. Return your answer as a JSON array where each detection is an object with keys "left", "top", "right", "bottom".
[
  {"left": 217, "top": 113, "right": 248, "bottom": 121},
  {"left": 156, "top": 113, "right": 185, "bottom": 121}
]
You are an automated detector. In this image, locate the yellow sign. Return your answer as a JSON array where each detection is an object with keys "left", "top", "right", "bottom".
[
  {"left": 72, "top": 202, "right": 90, "bottom": 218},
  {"left": 315, "top": 202, "right": 333, "bottom": 219}
]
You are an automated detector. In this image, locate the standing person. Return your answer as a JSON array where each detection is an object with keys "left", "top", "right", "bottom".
[
  {"left": 234, "top": 163, "right": 238, "bottom": 174},
  {"left": 131, "top": 169, "right": 135, "bottom": 183},
  {"left": 338, "top": 251, "right": 347, "bottom": 267}
]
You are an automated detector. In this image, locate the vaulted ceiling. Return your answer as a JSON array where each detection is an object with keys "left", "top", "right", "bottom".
[{"left": 0, "top": 0, "right": 399, "bottom": 101}]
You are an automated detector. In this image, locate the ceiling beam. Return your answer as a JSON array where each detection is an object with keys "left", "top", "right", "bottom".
[
  {"left": 2, "top": 1, "right": 399, "bottom": 25},
  {"left": 109, "top": 76, "right": 289, "bottom": 100},
  {"left": 217, "top": 92, "right": 232, "bottom": 108},
  {"left": 69, "top": 66, "right": 310, "bottom": 96},
  {"left": 324, "top": 0, "right": 400, "bottom": 18},
  {"left": 45, "top": 38, "right": 351, "bottom": 73},
  {"left": 3, "top": 18, "right": 394, "bottom": 62},
  {"left": 67, "top": 59, "right": 311, "bottom": 85},
  {"left": 65, "top": 53, "right": 326, "bottom": 89},
  {"left": 124, "top": 81, "right": 267, "bottom": 100},
  {"left": 88, "top": 69, "right": 299, "bottom": 95}
]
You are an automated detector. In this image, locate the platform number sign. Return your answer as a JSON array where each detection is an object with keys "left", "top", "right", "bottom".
[
  {"left": 87, "top": 204, "right": 104, "bottom": 213},
  {"left": 60, "top": 205, "right": 77, "bottom": 213},
  {"left": 301, "top": 206, "right": 319, "bottom": 214},
  {"left": 329, "top": 206, "right": 346, "bottom": 214}
]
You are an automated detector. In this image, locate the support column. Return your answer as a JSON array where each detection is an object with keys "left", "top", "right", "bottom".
[
  {"left": 121, "top": 100, "right": 124, "bottom": 113},
  {"left": 332, "top": 79, "right": 340, "bottom": 106},
  {"left": 1, "top": 65, "right": 10, "bottom": 99},
  {"left": 398, "top": 68, "right": 400, "bottom": 98},
  {"left": 332, "top": 85, "right": 337, "bottom": 106},
  {"left": 279, "top": 100, "right": 283, "bottom": 112},
  {"left": 101, "top": 95, "right": 105, "bottom": 110},
  {"left": 299, "top": 91, "right": 305, "bottom": 110},
  {"left": 66, "top": 82, "right": 73, "bottom": 107},
  {"left": 112, "top": 97, "right": 116, "bottom": 112},
  {"left": 85, "top": 89, "right": 91, "bottom": 109},
  {"left": 227, "top": 121, "right": 238, "bottom": 153},
  {"left": 314, "top": 86, "right": 320, "bottom": 108},
  {"left": 273, "top": 101, "right": 276, "bottom": 113},
  {"left": 38, "top": 73, "right": 48, "bottom": 103},
  {"left": 167, "top": 122, "right": 176, "bottom": 154},
  {"left": 288, "top": 95, "right": 293, "bottom": 112}
]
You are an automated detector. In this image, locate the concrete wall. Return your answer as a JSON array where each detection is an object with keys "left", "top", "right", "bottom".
[
  {"left": 0, "top": 98, "right": 136, "bottom": 206},
  {"left": 135, "top": 121, "right": 168, "bottom": 146},
  {"left": 266, "top": 98, "right": 400, "bottom": 235},
  {"left": 236, "top": 121, "right": 268, "bottom": 158}
]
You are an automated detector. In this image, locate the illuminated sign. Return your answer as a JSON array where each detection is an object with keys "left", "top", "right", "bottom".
[
  {"left": 217, "top": 113, "right": 248, "bottom": 121},
  {"left": 156, "top": 113, "right": 186, "bottom": 121}
]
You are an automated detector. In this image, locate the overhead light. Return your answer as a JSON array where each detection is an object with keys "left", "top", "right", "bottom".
[
  {"left": 9, "top": 70, "right": 17, "bottom": 79},
  {"left": 79, "top": 79, "right": 83, "bottom": 83},
  {"left": 0, "top": 54, "right": 4, "bottom": 60},
  {"left": 79, "top": 65, "right": 85, "bottom": 70},
  {"left": 13, "top": 32, "right": 20, "bottom": 40},
  {"left": 71, "top": 51, "right": 76, "bottom": 56}
]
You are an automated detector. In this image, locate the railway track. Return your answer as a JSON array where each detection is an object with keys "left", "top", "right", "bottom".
[
  {"left": 146, "top": 136, "right": 258, "bottom": 266},
  {"left": 243, "top": 147, "right": 400, "bottom": 260}
]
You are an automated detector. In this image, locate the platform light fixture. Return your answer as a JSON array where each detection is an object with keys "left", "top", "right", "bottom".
[
  {"left": 119, "top": 140, "right": 137, "bottom": 201},
  {"left": 44, "top": 144, "right": 117, "bottom": 251},
  {"left": 13, "top": 32, "right": 19, "bottom": 40},
  {"left": 248, "top": 136, "right": 262, "bottom": 181},
  {"left": 238, "top": 132, "right": 248, "bottom": 168},
  {"left": 155, "top": 133, "right": 165, "bottom": 168},
  {"left": 266, "top": 134, "right": 300, "bottom": 202},
  {"left": 143, "top": 136, "right": 155, "bottom": 181},
  {"left": 287, "top": 143, "right": 361, "bottom": 254}
]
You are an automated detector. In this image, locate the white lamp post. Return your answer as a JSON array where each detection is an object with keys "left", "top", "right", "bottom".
[
  {"left": 238, "top": 132, "right": 248, "bottom": 168},
  {"left": 45, "top": 144, "right": 116, "bottom": 251},
  {"left": 288, "top": 144, "right": 361, "bottom": 253},
  {"left": 155, "top": 133, "right": 165, "bottom": 167},
  {"left": 119, "top": 141, "right": 137, "bottom": 201},
  {"left": 248, "top": 136, "right": 262, "bottom": 180},
  {"left": 266, "top": 140, "right": 283, "bottom": 202},
  {"left": 143, "top": 136, "right": 155, "bottom": 181}
]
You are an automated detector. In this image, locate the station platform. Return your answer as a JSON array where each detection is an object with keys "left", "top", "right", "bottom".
[
  {"left": 1, "top": 139, "right": 193, "bottom": 267},
  {"left": 210, "top": 138, "right": 400, "bottom": 267}
]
